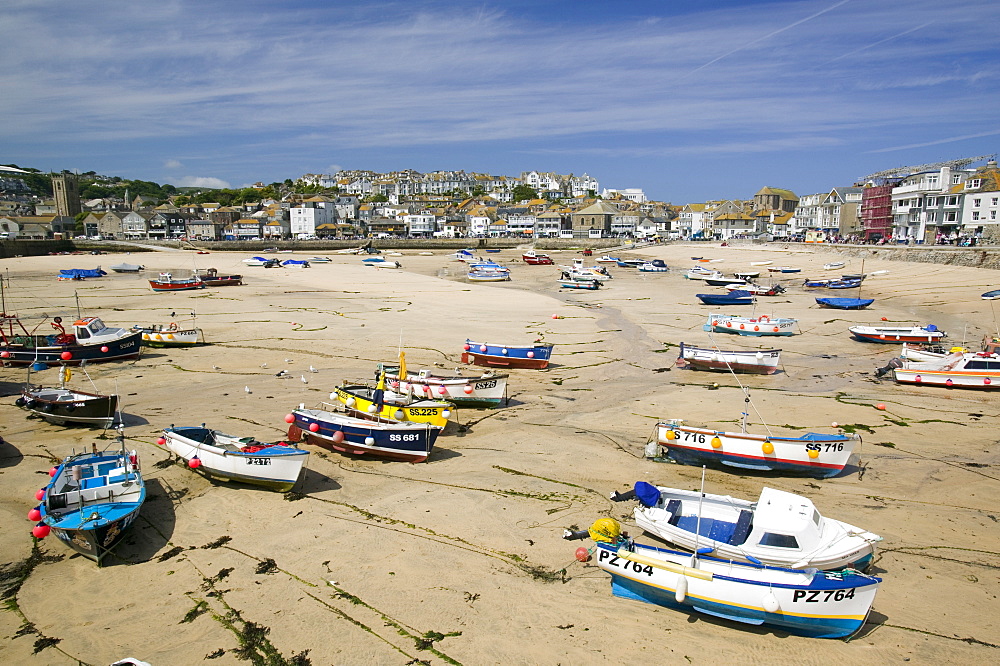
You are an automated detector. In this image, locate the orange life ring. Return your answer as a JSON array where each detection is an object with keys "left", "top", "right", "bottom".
[
  {"left": 167, "top": 322, "right": 178, "bottom": 331},
  {"left": 759, "top": 315, "right": 770, "bottom": 323}
]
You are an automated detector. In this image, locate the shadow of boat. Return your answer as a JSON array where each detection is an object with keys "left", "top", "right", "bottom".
[
  {"left": 102, "top": 477, "right": 175, "bottom": 567},
  {"left": 0, "top": 436, "right": 23, "bottom": 469}
]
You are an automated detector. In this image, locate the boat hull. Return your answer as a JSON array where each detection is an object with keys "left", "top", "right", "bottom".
[
  {"left": 463, "top": 340, "right": 553, "bottom": 369},
  {"left": 597, "top": 543, "right": 879, "bottom": 639},
  {"left": 559, "top": 279, "right": 601, "bottom": 289},
  {"left": 290, "top": 408, "right": 441, "bottom": 462},
  {"left": 162, "top": 426, "right": 308, "bottom": 491},
  {"left": 0, "top": 331, "right": 143, "bottom": 366},
  {"left": 677, "top": 343, "right": 780, "bottom": 375},
  {"left": 849, "top": 326, "right": 945, "bottom": 344},
  {"left": 135, "top": 325, "right": 201, "bottom": 346},
  {"left": 652, "top": 423, "right": 855, "bottom": 478},
  {"left": 333, "top": 385, "right": 453, "bottom": 428},
  {"left": 696, "top": 294, "right": 753, "bottom": 306},
  {"left": 18, "top": 387, "right": 118, "bottom": 428},
  {"left": 380, "top": 368, "right": 508, "bottom": 408},
  {"left": 816, "top": 298, "right": 873, "bottom": 310},
  {"left": 703, "top": 314, "right": 797, "bottom": 337}
]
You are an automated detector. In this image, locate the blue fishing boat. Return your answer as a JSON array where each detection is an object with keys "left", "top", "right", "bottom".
[
  {"left": 35, "top": 439, "right": 145, "bottom": 565},
  {"left": 287, "top": 405, "right": 443, "bottom": 463},
  {"left": 828, "top": 278, "right": 863, "bottom": 289},
  {"left": 57, "top": 267, "right": 107, "bottom": 280},
  {"left": 696, "top": 290, "right": 754, "bottom": 306},
  {"left": 816, "top": 297, "right": 874, "bottom": 310},
  {"left": 462, "top": 339, "right": 554, "bottom": 369}
]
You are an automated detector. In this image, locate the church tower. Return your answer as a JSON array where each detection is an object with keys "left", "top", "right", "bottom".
[{"left": 51, "top": 172, "right": 82, "bottom": 218}]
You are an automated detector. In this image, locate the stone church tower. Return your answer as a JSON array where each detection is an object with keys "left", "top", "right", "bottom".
[{"left": 51, "top": 172, "right": 82, "bottom": 218}]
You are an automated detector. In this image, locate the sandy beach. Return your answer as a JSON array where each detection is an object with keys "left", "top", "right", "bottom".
[{"left": 2, "top": 242, "right": 999, "bottom": 664}]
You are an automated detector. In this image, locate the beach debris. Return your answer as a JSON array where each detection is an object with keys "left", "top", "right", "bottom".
[
  {"left": 876, "top": 403, "right": 886, "bottom": 410},
  {"left": 244, "top": 386, "right": 252, "bottom": 394},
  {"left": 275, "top": 370, "right": 288, "bottom": 377},
  {"left": 285, "top": 358, "right": 293, "bottom": 363}
]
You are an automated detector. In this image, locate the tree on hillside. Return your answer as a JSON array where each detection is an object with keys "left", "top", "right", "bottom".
[{"left": 510, "top": 184, "right": 538, "bottom": 202}]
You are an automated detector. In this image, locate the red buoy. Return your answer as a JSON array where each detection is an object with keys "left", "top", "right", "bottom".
[
  {"left": 32, "top": 523, "right": 50, "bottom": 539},
  {"left": 332, "top": 430, "right": 345, "bottom": 443},
  {"left": 156, "top": 437, "right": 166, "bottom": 446},
  {"left": 188, "top": 457, "right": 202, "bottom": 469},
  {"left": 35, "top": 488, "right": 46, "bottom": 501},
  {"left": 101, "top": 346, "right": 109, "bottom": 353},
  {"left": 309, "top": 423, "right": 320, "bottom": 432},
  {"left": 60, "top": 351, "right": 72, "bottom": 361},
  {"left": 284, "top": 414, "right": 295, "bottom": 424},
  {"left": 28, "top": 507, "right": 42, "bottom": 521},
  {"left": 575, "top": 547, "right": 590, "bottom": 562},
  {"left": 49, "top": 467, "right": 58, "bottom": 477}
]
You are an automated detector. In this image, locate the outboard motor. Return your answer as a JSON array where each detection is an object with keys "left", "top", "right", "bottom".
[{"left": 874, "top": 357, "right": 903, "bottom": 378}]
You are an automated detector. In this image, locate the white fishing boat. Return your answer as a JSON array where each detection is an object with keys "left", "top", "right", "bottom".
[
  {"left": 703, "top": 313, "right": 798, "bottom": 337},
  {"left": 822, "top": 261, "right": 846, "bottom": 270},
  {"left": 685, "top": 266, "right": 719, "bottom": 280},
  {"left": 649, "top": 418, "right": 857, "bottom": 478},
  {"left": 565, "top": 519, "right": 881, "bottom": 639},
  {"left": 160, "top": 426, "right": 309, "bottom": 491},
  {"left": 676, "top": 342, "right": 781, "bottom": 374},
  {"left": 362, "top": 258, "right": 402, "bottom": 269},
  {"left": 749, "top": 260, "right": 773, "bottom": 266},
  {"left": 848, "top": 324, "right": 945, "bottom": 344},
  {"left": 892, "top": 351, "right": 1000, "bottom": 389},
  {"left": 378, "top": 354, "right": 508, "bottom": 408},
  {"left": 612, "top": 482, "right": 881, "bottom": 570}
]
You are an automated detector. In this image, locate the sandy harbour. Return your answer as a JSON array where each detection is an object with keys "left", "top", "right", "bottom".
[{"left": 1, "top": 242, "right": 999, "bottom": 665}]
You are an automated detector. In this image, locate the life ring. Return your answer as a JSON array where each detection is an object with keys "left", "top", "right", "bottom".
[
  {"left": 167, "top": 322, "right": 179, "bottom": 331},
  {"left": 50, "top": 318, "right": 66, "bottom": 335},
  {"left": 759, "top": 315, "right": 770, "bottom": 323}
]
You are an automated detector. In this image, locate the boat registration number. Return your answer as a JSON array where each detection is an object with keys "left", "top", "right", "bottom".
[
  {"left": 805, "top": 442, "right": 845, "bottom": 452},
  {"left": 389, "top": 434, "right": 420, "bottom": 442},
  {"left": 409, "top": 408, "right": 439, "bottom": 416},
  {"left": 246, "top": 458, "right": 271, "bottom": 466},
  {"left": 792, "top": 588, "right": 855, "bottom": 602},
  {"left": 597, "top": 549, "right": 654, "bottom": 576},
  {"left": 474, "top": 380, "right": 497, "bottom": 390}
]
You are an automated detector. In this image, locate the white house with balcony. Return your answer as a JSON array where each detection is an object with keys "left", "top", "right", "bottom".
[
  {"left": 403, "top": 212, "right": 436, "bottom": 237},
  {"left": 891, "top": 167, "right": 970, "bottom": 242},
  {"left": 505, "top": 213, "right": 536, "bottom": 235},
  {"left": 602, "top": 188, "right": 647, "bottom": 203}
]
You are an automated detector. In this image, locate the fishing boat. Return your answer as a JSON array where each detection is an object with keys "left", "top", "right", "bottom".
[
  {"left": 160, "top": 425, "right": 309, "bottom": 491},
  {"left": 596, "top": 255, "right": 621, "bottom": 264},
  {"left": 58, "top": 268, "right": 107, "bottom": 280},
  {"left": 132, "top": 321, "right": 203, "bottom": 346},
  {"left": 17, "top": 366, "right": 118, "bottom": 428},
  {"left": 685, "top": 266, "right": 717, "bottom": 280},
  {"left": 1, "top": 313, "right": 143, "bottom": 366},
  {"left": 35, "top": 439, "right": 145, "bottom": 565},
  {"left": 638, "top": 260, "right": 669, "bottom": 273},
  {"left": 897, "top": 342, "right": 955, "bottom": 362},
  {"left": 696, "top": 291, "right": 754, "bottom": 306},
  {"left": 559, "top": 276, "right": 601, "bottom": 290},
  {"left": 768, "top": 266, "right": 801, "bottom": 274},
  {"left": 848, "top": 324, "right": 945, "bottom": 344},
  {"left": 676, "top": 342, "right": 780, "bottom": 375},
  {"left": 462, "top": 339, "right": 554, "bottom": 369},
  {"left": 703, "top": 313, "right": 797, "bottom": 337},
  {"left": 468, "top": 270, "right": 511, "bottom": 282},
  {"left": 308, "top": 256, "right": 333, "bottom": 263},
  {"left": 281, "top": 259, "right": 311, "bottom": 267},
  {"left": 803, "top": 278, "right": 833, "bottom": 288},
  {"left": 649, "top": 419, "right": 857, "bottom": 478},
  {"left": 484, "top": 248, "right": 501, "bottom": 253},
  {"left": 286, "top": 404, "right": 443, "bottom": 462},
  {"left": 727, "top": 283, "right": 785, "bottom": 296},
  {"left": 377, "top": 355, "right": 508, "bottom": 408},
  {"left": 332, "top": 383, "right": 453, "bottom": 428},
  {"left": 816, "top": 297, "right": 874, "bottom": 310},
  {"left": 616, "top": 259, "right": 646, "bottom": 268},
  {"left": 469, "top": 261, "right": 510, "bottom": 274},
  {"left": 892, "top": 351, "right": 1000, "bottom": 389},
  {"left": 242, "top": 256, "right": 270, "bottom": 266},
  {"left": 732, "top": 271, "right": 760, "bottom": 280},
  {"left": 828, "top": 278, "right": 863, "bottom": 289},
  {"left": 703, "top": 276, "right": 746, "bottom": 287},
  {"left": 452, "top": 249, "right": 478, "bottom": 262},
  {"left": 110, "top": 263, "right": 143, "bottom": 273},
  {"left": 362, "top": 258, "right": 402, "bottom": 269},
  {"left": 196, "top": 268, "right": 242, "bottom": 286},
  {"left": 823, "top": 261, "right": 846, "bottom": 270},
  {"left": 522, "top": 251, "right": 554, "bottom": 265},
  {"left": 148, "top": 273, "right": 205, "bottom": 292},
  {"left": 611, "top": 482, "right": 882, "bottom": 570},
  {"left": 562, "top": 262, "right": 612, "bottom": 282},
  {"left": 749, "top": 261, "right": 773, "bottom": 266},
  {"left": 565, "top": 521, "right": 880, "bottom": 639}
]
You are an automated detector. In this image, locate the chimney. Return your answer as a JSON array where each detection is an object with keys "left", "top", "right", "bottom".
[{"left": 988, "top": 160, "right": 998, "bottom": 169}]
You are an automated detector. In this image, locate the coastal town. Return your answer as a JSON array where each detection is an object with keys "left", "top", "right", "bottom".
[{"left": 2, "top": 154, "right": 999, "bottom": 246}]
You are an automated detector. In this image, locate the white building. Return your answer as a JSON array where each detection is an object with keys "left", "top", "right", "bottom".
[
  {"left": 601, "top": 188, "right": 646, "bottom": 203},
  {"left": 290, "top": 197, "right": 336, "bottom": 238}
]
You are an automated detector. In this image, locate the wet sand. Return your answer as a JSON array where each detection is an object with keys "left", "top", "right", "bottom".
[{"left": 1, "top": 243, "right": 999, "bottom": 664}]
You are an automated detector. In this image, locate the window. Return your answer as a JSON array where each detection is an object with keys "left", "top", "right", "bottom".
[
  {"left": 927, "top": 212, "right": 937, "bottom": 222},
  {"left": 945, "top": 196, "right": 958, "bottom": 207},
  {"left": 966, "top": 179, "right": 982, "bottom": 189},
  {"left": 945, "top": 211, "right": 957, "bottom": 222},
  {"left": 974, "top": 199, "right": 982, "bottom": 207},
  {"left": 993, "top": 198, "right": 999, "bottom": 206},
  {"left": 926, "top": 175, "right": 939, "bottom": 187},
  {"left": 953, "top": 174, "right": 962, "bottom": 184},
  {"left": 992, "top": 211, "right": 997, "bottom": 220},
  {"left": 926, "top": 196, "right": 937, "bottom": 207},
  {"left": 973, "top": 212, "right": 981, "bottom": 221},
  {"left": 759, "top": 533, "right": 799, "bottom": 549}
]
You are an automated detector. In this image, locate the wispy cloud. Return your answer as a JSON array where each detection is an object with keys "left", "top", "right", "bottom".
[
  {"left": 867, "top": 130, "right": 1000, "bottom": 154},
  {"left": 164, "top": 159, "right": 183, "bottom": 169},
  {"left": 174, "top": 176, "right": 231, "bottom": 189}
]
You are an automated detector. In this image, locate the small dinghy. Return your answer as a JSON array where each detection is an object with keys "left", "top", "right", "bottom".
[
  {"left": 611, "top": 482, "right": 881, "bottom": 570},
  {"left": 849, "top": 324, "right": 945, "bottom": 344},
  {"left": 160, "top": 425, "right": 309, "bottom": 491},
  {"left": 696, "top": 291, "right": 754, "bottom": 306},
  {"left": 17, "top": 365, "right": 118, "bottom": 428},
  {"left": 823, "top": 261, "right": 846, "bottom": 270},
  {"left": 110, "top": 263, "right": 143, "bottom": 273},
  {"left": 463, "top": 339, "right": 554, "bottom": 369},
  {"left": 676, "top": 342, "right": 780, "bottom": 374},
  {"left": 816, "top": 297, "right": 874, "bottom": 310},
  {"left": 704, "top": 313, "right": 797, "bottom": 337}
]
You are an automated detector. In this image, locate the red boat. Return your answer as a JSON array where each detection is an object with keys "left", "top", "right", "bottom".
[
  {"left": 148, "top": 273, "right": 205, "bottom": 292},
  {"left": 522, "top": 251, "right": 554, "bottom": 265}
]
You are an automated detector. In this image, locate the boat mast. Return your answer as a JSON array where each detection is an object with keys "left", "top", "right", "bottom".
[{"left": 692, "top": 465, "right": 707, "bottom": 563}]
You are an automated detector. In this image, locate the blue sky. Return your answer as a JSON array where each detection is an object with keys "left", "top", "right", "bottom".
[{"left": 3, "top": 0, "right": 999, "bottom": 202}]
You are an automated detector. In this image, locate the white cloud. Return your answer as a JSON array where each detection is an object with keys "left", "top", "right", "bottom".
[
  {"left": 174, "top": 176, "right": 231, "bottom": 189},
  {"left": 164, "top": 159, "right": 183, "bottom": 169}
]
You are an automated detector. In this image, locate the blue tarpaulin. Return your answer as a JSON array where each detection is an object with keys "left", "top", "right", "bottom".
[{"left": 58, "top": 268, "right": 107, "bottom": 278}]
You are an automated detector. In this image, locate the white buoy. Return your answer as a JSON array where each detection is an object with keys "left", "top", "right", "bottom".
[
  {"left": 675, "top": 576, "right": 688, "bottom": 603},
  {"left": 762, "top": 590, "right": 780, "bottom": 613}
]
